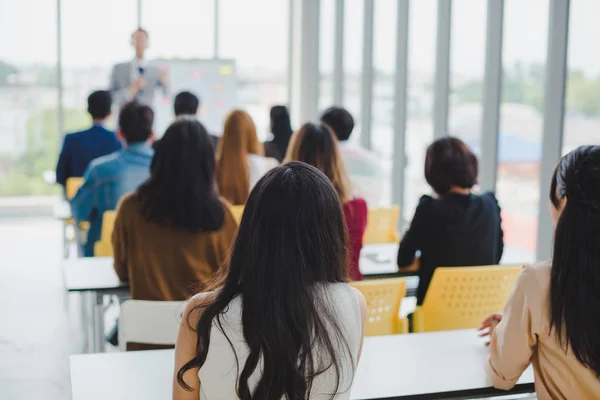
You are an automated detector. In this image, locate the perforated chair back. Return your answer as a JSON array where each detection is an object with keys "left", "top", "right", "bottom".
[
  {"left": 413, "top": 265, "right": 522, "bottom": 332},
  {"left": 350, "top": 278, "right": 408, "bottom": 336},
  {"left": 230, "top": 205, "right": 244, "bottom": 224},
  {"left": 66, "top": 177, "right": 84, "bottom": 200},
  {"left": 363, "top": 207, "right": 401, "bottom": 244},
  {"left": 118, "top": 300, "right": 185, "bottom": 351}
]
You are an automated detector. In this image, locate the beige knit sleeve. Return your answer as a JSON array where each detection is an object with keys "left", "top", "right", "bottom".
[{"left": 488, "top": 266, "right": 541, "bottom": 390}]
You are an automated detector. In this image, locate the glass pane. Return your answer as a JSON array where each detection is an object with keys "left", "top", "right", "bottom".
[
  {"left": 371, "top": 0, "right": 397, "bottom": 206},
  {"left": 563, "top": 0, "right": 600, "bottom": 154},
  {"left": 497, "top": 0, "right": 549, "bottom": 263},
  {"left": 402, "top": 0, "right": 437, "bottom": 221},
  {"left": 448, "top": 0, "right": 487, "bottom": 149},
  {"left": 0, "top": 0, "right": 58, "bottom": 196},
  {"left": 144, "top": 0, "right": 215, "bottom": 59},
  {"left": 62, "top": 0, "right": 137, "bottom": 132},
  {"left": 319, "top": 0, "right": 335, "bottom": 111},
  {"left": 219, "top": 0, "right": 289, "bottom": 141},
  {"left": 343, "top": 0, "right": 364, "bottom": 144}
]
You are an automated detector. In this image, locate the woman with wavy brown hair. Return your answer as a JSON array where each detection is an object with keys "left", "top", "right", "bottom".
[
  {"left": 215, "top": 110, "right": 278, "bottom": 205},
  {"left": 285, "top": 122, "right": 368, "bottom": 281}
]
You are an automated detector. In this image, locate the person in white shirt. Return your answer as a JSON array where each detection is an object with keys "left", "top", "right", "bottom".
[
  {"left": 110, "top": 28, "right": 168, "bottom": 109},
  {"left": 215, "top": 110, "right": 278, "bottom": 205},
  {"left": 321, "top": 106, "right": 385, "bottom": 206}
]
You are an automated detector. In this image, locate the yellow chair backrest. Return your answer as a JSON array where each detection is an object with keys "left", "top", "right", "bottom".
[
  {"left": 100, "top": 211, "right": 116, "bottom": 242},
  {"left": 413, "top": 265, "right": 522, "bottom": 332},
  {"left": 66, "top": 177, "right": 84, "bottom": 200},
  {"left": 350, "top": 278, "right": 408, "bottom": 336},
  {"left": 230, "top": 205, "right": 244, "bottom": 224},
  {"left": 94, "top": 240, "right": 113, "bottom": 257},
  {"left": 363, "top": 207, "right": 401, "bottom": 244},
  {"left": 93, "top": 211, "right": 117, "bottom": 257}
]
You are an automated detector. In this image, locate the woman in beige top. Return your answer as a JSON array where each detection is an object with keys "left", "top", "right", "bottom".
[{"left": 480, "top": 145, "right": 600, "bottom": 399}]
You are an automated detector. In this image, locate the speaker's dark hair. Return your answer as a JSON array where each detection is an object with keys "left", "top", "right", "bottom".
[
  {"left": 550, "top": 145, "right": 600, "bottom": 375},
  {"left": 177, "top": 162, "right": 353, "bottom": 399}
]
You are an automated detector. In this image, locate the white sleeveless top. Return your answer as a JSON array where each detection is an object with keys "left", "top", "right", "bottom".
[{"left": 198, "top": 283, "right": 362, "bottom": 399}]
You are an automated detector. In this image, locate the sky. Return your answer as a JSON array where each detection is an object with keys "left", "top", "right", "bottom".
[{"left": 0, "top": 0, "right": 599, "bottom": 77}]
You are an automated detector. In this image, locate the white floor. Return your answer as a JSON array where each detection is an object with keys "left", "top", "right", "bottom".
[{"left": 0, "top": 217, "right": 77, "bottom": 400}]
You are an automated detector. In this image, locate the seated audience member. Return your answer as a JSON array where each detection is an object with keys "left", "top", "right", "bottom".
[
  {"left": 321, "top": 106, "right": 384, "bottom": 205},
  {"left": 112, "top": 119, "right": 238, "bottom": 300},
  {"left": 55, "top": 90, "right": 121, "bottom": 188},
  {"left": 398, "top": 137, "right": 503, "bottom": 305},
  {"left": 263, "top": 105, "right": 293, "bottom": 162},
  {"left": 174, "top": 163, "right": 367, "bottom": 399},
  {"left": 216, "top": 110, "right": 278, "bottom": 205},
  {"left": 286, "top": 123, "right": 367, "bottom": 281},
  {"left": 173, "top": 91, "right": 219, "bottom": 149},
  {"left": 71, "top": 102, "right": 154, "bottom": 257},
  {"left": 481, "top": 146, "right": 600, "bottom": 398}
]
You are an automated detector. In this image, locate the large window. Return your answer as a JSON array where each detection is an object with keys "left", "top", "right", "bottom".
[
  {"left": 218, "top": 0, "right": 289, "bottom": 141},
  {"left": 402, "top": 0, "right": 437, "bottom": 221},
  {"left": 448, "top": 0, "right": 487, "bottom": 149},
  {"left": 0, "top": 0, "right": 58, "bottom": 196},
  {"left": 371, "top": 0, "right": 397, "bottom": 206},
  {"left": 497, "top": 0, "right": 549, "bottom": 263},
  {"left": 343, "top": 0, "right": 364, "bottom": 144},
  {"left": 62, "top": 0, "right": 137, "bottom": 132},
  {"left": 563, "top": 0, "right": 600, "bottom": 154},
  {"left": 319, "top": 0, "right": 335, "bottom": 111}
]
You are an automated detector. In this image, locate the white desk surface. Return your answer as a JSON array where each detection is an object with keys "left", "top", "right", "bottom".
[
  {"left": 53, "top": 200, "right": 72, "bottom": 220},
  {"left": 63, "top": 257, "right": 126, "bottom": 292},
  {"left": 63, "top": 244, "right": 417, "bottom": 293},
  {"left": 70, "top": 330, "right": 534, "bottom": 400}
]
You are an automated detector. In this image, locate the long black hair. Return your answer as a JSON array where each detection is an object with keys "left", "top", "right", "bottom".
[
  {"left": 177, "top": 162, "right": 352, "bottom": 399},
  {"left": 137, "top": 119, "right": 224, "bottom": 232},
  {"left": 550, "top": 145, "right": 600, "bottom": 374},
  {"left": 269, "top": 105, "right": 293, "bottom": 157}
]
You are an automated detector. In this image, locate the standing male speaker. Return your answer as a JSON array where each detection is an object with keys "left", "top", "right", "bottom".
[{"left": 110, "top": 28, "right": 168, "bottom": 110}]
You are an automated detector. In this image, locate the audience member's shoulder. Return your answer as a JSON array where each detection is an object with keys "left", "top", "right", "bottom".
[
  {"left": 417, "top": 194, "right": 435, "bottom": 207},
  {"left": 520, "top": 261, "right": 551, "bottom": 292},
  {"left": 479, "top": 191, "right": 501, "bottom": 210},
  {"left": 87, "top": 151, "right": 121, "bottom": 172},
  {"left": 116, "top": 192, "right": 138, "bottom": 211}
]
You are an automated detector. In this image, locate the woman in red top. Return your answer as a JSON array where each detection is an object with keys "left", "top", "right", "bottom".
[{"left": 285, "top": 122, "right": 368, "bottom": 280}]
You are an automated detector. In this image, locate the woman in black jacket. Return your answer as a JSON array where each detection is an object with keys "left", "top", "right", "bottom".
[{"left": 398, "top": 137, "right": 504, "bottom": 305}]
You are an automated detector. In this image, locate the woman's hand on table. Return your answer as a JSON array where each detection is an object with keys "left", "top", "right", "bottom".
[{"left": 478, "top": 312, "right": 503, "bottom": 346}]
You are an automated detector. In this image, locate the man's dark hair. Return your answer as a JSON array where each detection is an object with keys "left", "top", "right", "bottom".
[
  {"left": 132, "top": 27, "right": 149, "bottom": 39},
  {"left": 320, "top": 106, "right": 355, "bottom": 141},
  {"left": 424, "top": 137, "right": 478, "bottom": 196},
  {"left": 87, "top": 90, "right": 112, "bottom": 120},
  {"left": 174, "top": 91, "right": 200, "bottom": 117},
  {"left": 118, "top": 102, "right": 154, "bottom": 144}
]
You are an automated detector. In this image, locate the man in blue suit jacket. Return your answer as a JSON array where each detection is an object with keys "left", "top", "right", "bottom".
[{"left": 56, "top": 90, "right": 122, "bottom": 188}]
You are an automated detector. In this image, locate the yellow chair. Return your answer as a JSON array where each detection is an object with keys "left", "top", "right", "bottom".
[
  {"left": 350, "top": 278, "right": 409, "bottom": 336},
  {"left": 363, "top": 207, "right": 401, "bottom": 244},
  {"left": 66, "top": 177, "right": 84, "bottom": 200},
  {"left": 93, "top": 211, "right": 117, "bottom": 257},
  {"left": 94, "top": 240, "right": 113, "bottom": 257},
  {"left": 413, "top": 265, "right": 522, "bottom": 332},
  {"left": 230, "top": 205, "right": 244, "bottom": 224}
]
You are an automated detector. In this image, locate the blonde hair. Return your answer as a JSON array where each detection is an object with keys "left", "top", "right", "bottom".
[
  {"left": 216, "top": 110, "right": 264, "bottom": 205},
  {"left": 285, "top": 122, "right": 351, "bottom": 202}
]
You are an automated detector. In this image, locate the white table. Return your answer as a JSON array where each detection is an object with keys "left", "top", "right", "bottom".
[
  {"left": 64, "top": 257, "right": 128, "bottom": 353},
  {"left": 64, "top": 244, "right": 418, "bottom": 353},
  {"left": 70, "top": 330, "right": 534, "bottom": 400}
]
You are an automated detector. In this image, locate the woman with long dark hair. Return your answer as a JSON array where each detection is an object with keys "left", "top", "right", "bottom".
[
  {"left": 480, "top": 146, "right": 600, "bottom": 398},
  {"left": 112, "top": 119, "right": 238, "bottom": 301},
  {"left": 285, "top": 122, "right": 367, "bottom": 281},
  {"left": 173, "top": 163, "right": 367, "bottom": 400},
  {"left": 264, "top": 105, "right": 293, "bottom": 162}
]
